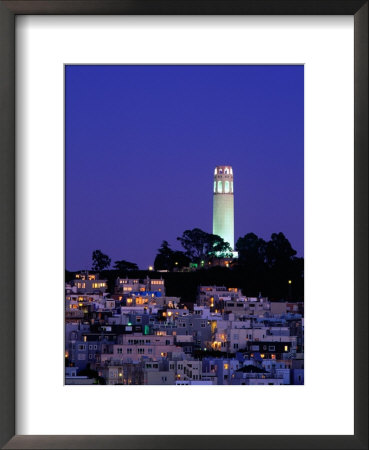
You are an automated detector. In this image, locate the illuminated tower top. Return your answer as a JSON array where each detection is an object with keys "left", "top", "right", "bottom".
[{"left": 213, "top": 166, "right": 234, "bottom": 195}]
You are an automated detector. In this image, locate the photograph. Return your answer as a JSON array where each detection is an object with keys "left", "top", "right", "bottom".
[{"left": 65, "top": 64, "right": 304, "bottom": 386}]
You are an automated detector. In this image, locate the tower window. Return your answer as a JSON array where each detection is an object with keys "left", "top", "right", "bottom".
[
  {"left": 214, "top": 181, "right": 216, "bottom": 193},
  {"left": 224, "top": 168, "right": 228, "bottom": 174},
  {"left": 230, "top": 168, "right": 233, "bottom": 175},
  {"left": 231, "top": 181, "right": 233, "bottom": 193},
  {"left": 214, "top": 168, "right": 217, "bottom": 175},
  {"left": 224, "top": 181, "right": 230, "bottom": 193},
  {"left": 219, "top": 169, "right": 223, "bottom": 174},
  {"left": 217, "top": 181, "right": 222, "bottom": 193}
]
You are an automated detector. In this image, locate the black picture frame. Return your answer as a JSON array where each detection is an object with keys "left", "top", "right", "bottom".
[{"left": 0, "top": 1, "right": 367, "bottom": 449}]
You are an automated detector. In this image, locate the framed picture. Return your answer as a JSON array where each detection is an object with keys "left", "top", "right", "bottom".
[{"left": 0, "top": 1, "right": 367, "bottom": 449}]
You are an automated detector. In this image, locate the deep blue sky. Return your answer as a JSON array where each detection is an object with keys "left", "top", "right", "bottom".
[{"left": 66, "top": 65, "right": 304, "bottom": 271}]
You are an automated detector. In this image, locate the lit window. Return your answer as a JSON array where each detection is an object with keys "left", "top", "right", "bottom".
[
  {"left": 214, "top": 168, "right": 217, "bottom": 175},
  {"left": 224, "top": 363, "right": 229, "bottom": 370},
  {"left": 284, "top": 345, "right": 288, "bottom": 352},
  {"left": 214, "top": 181, "right": 216, "bottom": 193},
  {"left": 224, "top": 181, "right": 230, "bottom": 193},
  {"left": 230, "top": 168, "right": 233, "bottom": 175},
  {"left": 231, "top": 181, "right": 233, "bottom": 193},
  {"left": 217, "top": 181, "right": 222, "bottom": 193}
]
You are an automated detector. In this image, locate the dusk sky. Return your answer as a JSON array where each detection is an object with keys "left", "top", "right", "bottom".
[{"left": 66, "top": 65, "right": 304, "bottom": 271}]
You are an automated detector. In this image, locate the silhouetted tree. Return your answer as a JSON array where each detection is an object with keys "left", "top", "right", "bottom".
[
  {"left": 177, "top": 228, "right": 232, "bottom": 263},
  {"left": 113, "top": 260, "right": 138, "bottom": 271},
  {"left": 236, "top": 233, "right": 266, "bottom": 266},
  {"left": 154, "top": 241, "right": 190, "bottom": 271},
  {"left": 265, "top": 232, "right": 297, "bottom": 267},
  {"left": 91, "top": 249, "right": 111, "bottom": 272}
]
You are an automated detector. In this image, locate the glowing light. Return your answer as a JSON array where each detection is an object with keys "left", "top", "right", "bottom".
[
  {"left": 284, "top": 345, "right": 288, "bottom": 351},
  {"left": 288, "top": 280, "right": 292, "bottom": 284},
  {"left": 149, "top": 266, "right": 153, "bottom": 271},
  {"left": 260, "top": 354, "right": 265, "bottom": 358}
]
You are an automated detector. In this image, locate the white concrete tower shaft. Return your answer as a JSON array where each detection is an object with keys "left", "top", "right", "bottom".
[{"left": 213, "top": 165, "right": 234, "bottom": 250}]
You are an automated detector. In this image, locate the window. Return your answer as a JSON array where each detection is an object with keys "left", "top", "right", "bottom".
[
  {"left": 117, "top": 348, "right": 122, "bottom": 354},
  {"left": 89, "top": 345, "right": 93, "bottom": 350},
  {"left": 231, "top": 181, "right": 233, "bottom": 193},
  {"left": 233, "top": 343, "right": 239, "bottom": 349},
  {"left": 165, "top": 340, "right": 170, "bottom": 345},
  {"left": 224, "top": 180, "right": 230, "bottom": 193},
  {"left": 127, "top": 348, "right": 132, "bottom": 354},
  {"left": 148, "top": 348, "right": 153, "bottom": 354},
  {"left": 217, "top": 180, "right": 222, "bottom": 193},
  {"left": 94, "top": 345, "right": 98, "bottom": 350},
  {"left": 89, "top": 354, "right": 93, "bottom": 360},
  {"left": 269, "top": 345, "right": 276, "bottom": 351},
  {"left": 138, "top": 348, "right": 145, "bottom": 354},
  {"left": 78, "top": 344, "right": 86, "bottom": 350},
  {"left": 213, "top": 181, "right": 216, "bottom": 193}
]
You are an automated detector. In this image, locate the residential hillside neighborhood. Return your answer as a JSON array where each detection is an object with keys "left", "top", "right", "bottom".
[{"left": 65, "top": 271, "right": 304, "bottom": 385}]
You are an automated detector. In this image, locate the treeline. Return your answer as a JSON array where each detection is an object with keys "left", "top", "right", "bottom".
[{"left": 66, "top": 229, "right": 303, "bottom": 302}]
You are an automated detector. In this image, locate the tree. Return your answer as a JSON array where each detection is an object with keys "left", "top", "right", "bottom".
[
  {"left": 236, "top": 233, "right": 266, "bottom": 266},
  {"left": 113, "top": 260, "right": 138, "bottom": 271},
  {"left": 265, "top": 232, "right": 297, "bottom": 267},
  {"left": 91, "top": 249, "right": 111, "bottom": 272},
  {"left": 177, "top": 228, "right": 232, "bottom": 263},
  {"left": 154, "top": 241, "right": 190, "bottom": 271}
]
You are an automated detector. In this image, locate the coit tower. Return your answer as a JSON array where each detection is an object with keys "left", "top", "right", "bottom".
[{"left": 213, "top": 165, "right": 234, "bottom": 250}]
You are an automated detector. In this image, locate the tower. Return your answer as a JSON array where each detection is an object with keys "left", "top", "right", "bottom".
[{"left": 213, "top": 165, "right": 235, "bottom": 250}]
